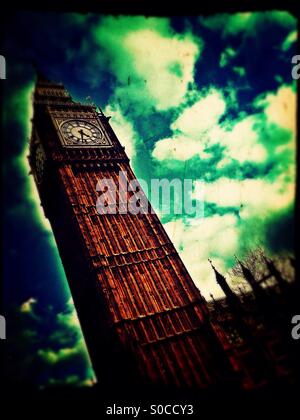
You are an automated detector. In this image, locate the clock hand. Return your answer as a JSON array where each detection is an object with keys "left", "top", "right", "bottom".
[
  {"left": 77, "top": 129, "right": 83, "bottom": 143},
  {"left": 78, "top": 128, "right": 91, "bottom": 143},
  {"left": 78, "top": 128, "right": 87, "bottom": 143}
]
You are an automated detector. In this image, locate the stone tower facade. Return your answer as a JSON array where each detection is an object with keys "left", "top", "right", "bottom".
[{"left": 29, "top": 74, "right": 233, "bottom": 390}]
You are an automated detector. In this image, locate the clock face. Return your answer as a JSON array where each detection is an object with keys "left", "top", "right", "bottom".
[
  {"left": 35, "top": 143, "right": 46, "bottom": 184},
  {"left": 60, "top": 120, "right": 109, "bottom": 146}
]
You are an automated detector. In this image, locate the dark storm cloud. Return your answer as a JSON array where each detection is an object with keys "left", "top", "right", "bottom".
[{"left": 6, "top": 298, "right": 94, "bottom": 388}]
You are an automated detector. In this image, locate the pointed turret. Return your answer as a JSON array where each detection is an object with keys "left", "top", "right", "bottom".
[
  {"left": 263, "top": 255, "right": 288, "bottom": 293},
  {"left": 235, "top": 256, "right": 265, "bottom": 300},
  {"left": 208, "top": 259, "right": 241, "bottom": 309}
]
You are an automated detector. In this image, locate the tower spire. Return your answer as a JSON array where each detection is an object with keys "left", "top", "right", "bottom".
[
  {"left": 208, "top": 259, "right": 240, "bottom": 308},
  {"left": 235, "top": 255, "right": 265, "bottom": 300},
  {"left": 263, "top": 255, "right": 288, "bottom": 293}
]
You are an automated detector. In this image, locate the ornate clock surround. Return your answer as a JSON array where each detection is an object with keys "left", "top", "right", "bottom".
[{"left": 49, "top": 106, "right": 113, "bottom": 149}]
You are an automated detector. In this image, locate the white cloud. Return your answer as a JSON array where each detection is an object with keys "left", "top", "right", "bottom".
[
  {"left": 31, "top": 299, "right": 97, "bottom": 386},
  {"left": 152, "top": 83, "right": 297, "bottom": 168},
  {"left": 200, "top": 12, "right": 252, "bottom": 36},
  {"left": 152, "top": 134, "right": 210, "bottom": 161},
  {"left": 201, "top": 11, "right": 296, "bottom": 38},
  {"left": 162, "top": 171, "right": 295, "bottom": 298},
  {"left": 56, "top": 298, "right": 81, "bottom": 330},
  {"left": 233, "top": 66, "right": 246, "bottom": 77},
  {"left": 38, "top": 347, "right": 79, "bottom": 365},
  {"left": 256, "top": 85, "right": 296, "bottom": 134},
  {"left": 47, "top": 375, "right": 95, "bottom": 387},
  {"left": 220, "top": 116, "right": 267, "bottom": 164},
  {"left": 171, "top": 89, "right": 226, "bottom": 137},
  {"left": 104, "top": 104, "right": 137, "bottom": 160},
  {"left": 152, "top": 89, "right": 227, "bottom": 163},
  {"left": 164, "top": 214, "right": 239, "bottom": 298},
  {"left": 94, "top": 17, "right": 202, "bottom": 112},
  {"left": 281, "top": 30, "right": 297, "bottom": 51},
  {"left": 20, "top": 297, "right": 37, "bottom": 314},
  {"left": 153, "top": 89, "right": 268, "bottom": 165},
  {"left": 154, "top": 82, "right": 296, "bottom": 300},
  {"left": 9, "top": 81, "right": 53, "bottom": 234},
  {"left": 203, "top": 176, "right": 295, "bottom": 217},
  {"left": 220, "top": 47, "right": 237, "bottom": 67},
  {"left": 123, "top": 29, "right": 201, "bottom": 110}
]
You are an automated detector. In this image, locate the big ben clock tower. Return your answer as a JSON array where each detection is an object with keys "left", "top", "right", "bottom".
[{"left": 29, "top": 74, "right": 234, "bottom": 391}]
